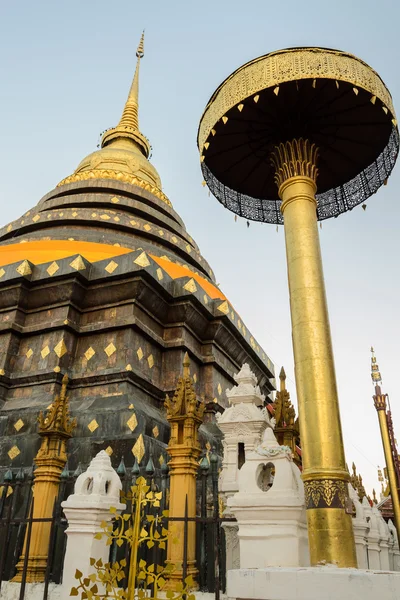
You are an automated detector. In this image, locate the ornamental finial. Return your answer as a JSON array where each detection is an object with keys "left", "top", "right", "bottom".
[
  {"left": 101, "top": 31, "right": 150, "bottom": 157},
  {"left": 371, "top": 346, "right": 382, "bottom": 385}
]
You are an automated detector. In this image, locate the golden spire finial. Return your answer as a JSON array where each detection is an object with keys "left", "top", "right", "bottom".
[
  {"left": 279, "top": 366, "right": 286, "bottom": 392},
  {"left": 371, "top": 346, "right": 382, "bottom": 385},
  {"left": 101, "top": 31, "right": 150, "bottom": 158},
  {"left": 183, "top": 352, "right": 190, "bottom": 378}
]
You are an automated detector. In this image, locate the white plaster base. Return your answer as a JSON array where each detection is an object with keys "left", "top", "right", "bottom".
[
  {"left": 0, "top": 582, "right": 61, "bottom": 600},
  {"left": 227, "top": 567, "right": 400, "bottom": 600}
]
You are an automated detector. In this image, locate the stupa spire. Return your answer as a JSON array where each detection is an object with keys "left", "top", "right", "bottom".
[
  {"left": 118, "top": 31, "right": 144, "bottom": 131},
  {"left": 101, "top": 31, "right": 150, "bottom": 158}
]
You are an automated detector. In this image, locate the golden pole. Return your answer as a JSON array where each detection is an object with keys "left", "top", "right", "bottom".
[
  {"left": 164, "top": 353, "right": 205, "bottom": 588},
  {"left": 271, "top": 139, "right": 357, "bottom": 567},
  {"left": 373, "top": 388, "right": 400, "bottom": 544},
  {"left": 13, "top": 375, "right": 76, "bottom": 582}
]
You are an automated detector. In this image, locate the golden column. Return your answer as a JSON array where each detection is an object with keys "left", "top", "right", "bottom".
[
  {"left": 165, "top": 353, "right": 205, "bottom": 587},
  {"left": 371, "top": 349, "right": 400, "bottom": 544},
  {"left": 270, "top": 139, "right": 356, "bottom": 567},
  {"left": 13, "top": 374, "right": 76, "bottom": 582},
  {"left": 198, "top": 47, "right": 398, "bottom": 567}
]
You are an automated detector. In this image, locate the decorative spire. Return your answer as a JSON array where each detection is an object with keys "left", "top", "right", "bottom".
[
  {"left": 371, "top": 346, "right": 382, "bottom": 386},
  {"left": 165, "top": 354, "right": 205, "bottom": 423},
  {"left": 272, "top": 366, "right": 301, "bottom": 465},
  {"left": 101, "top": 31, "right": 150, "bottom": 158},
  {"left": 350, "top": 462, "right": 366, "bottom": 502},
  {"left": 38, "top": 374, "right": 77, "bottom": 438}
]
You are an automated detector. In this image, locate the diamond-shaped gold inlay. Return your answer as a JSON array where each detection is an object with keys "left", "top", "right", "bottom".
[
  {"left": 69, "top": 256, "right": 86, "bottom": 271},
  {"left": 127, "top": 413, "right": 138, "bottom": 432},
  {"left": 72, "top": 211, "right": 78, "bottom": 217},
  {"left": 54, "top": 366, "right": 61, "bottom": 373},
  {"left": 126, "top": 364, "right": 132, "bottom": 371},
  {"left": 171, "top": 236, "right": 177, "bottom": 243},
  {"left": 100, "top": 214, "right": 110, "bottom": 220},
  {"left": 158, "top": 230, "right": 164, "bottom": 236},
  {"left": 41, "top": 345, "right": 50, "bottom": 359},
  {"left": 0, "top": 369, "right": 5, "bottom": 376},
  {"left": 217, "top": 383, "right": 222, "bottom": 396},
  {"left": 137, "top": 348, "right": 143, "bottom": 361},
  {"left": 16, "top": 260, "right": 32, "bottom": 277},
  {"left": 193, "top": 373, "right": 197, "bottom": 383},
  {"left": 105, "top": 446, "right": 113, "bottom": 456},
  {"left": 159, "top": 455, "right": 165, "bottom": 466},
  {"left": 14, "top": 419, "right": 24, "bottom": 432},
  {"left": 114, "top": 216, "right": 120, "bottom": 222},
  {"left": 186, "top": 245, "right": 192, "bottom": 253},
  {"left": 217, "top": 301, "right": 229, "bottom": 315},
  {"left": 85, "top": 347, "right": 95, "bottom": 361},
  {"left": 54, "top": 339, "right": 68, "bottom": 358},
  {"left": 134, "top": 252, "right": 151, "bottom": 268},
  {"left": 152, "top": 426, "right": 159, "bottom": 438},
  {"left": 129, "top": 403, "right": 134, "bottom": 409},
  {"left": 26, "top": 348, "right": 33, "bottom": 359},
  {"left": 111, "top": 196, "right": 119, "bottom": 204},
  {"left": 0, "top": 268, "right": 5, "bottom": 279},
  {"left": 130, "top": 219, "right": 138, "bottom": 226},
  {"left": 184, "top": 278, "right": 197, "bottom": 294},
  {"left": 156, "top": 268, "right": 163, "bottom": 281},
  {"left": 105, "top": 260, "right": 118, "bottom": 274},
  {"left": 88, "top": 419, "right": 99, "bottom": 432},
  {"left": 8, "top": 446, "right": 20, "bottom": 460},
  {"left": 32, "top": 214, "right": 41, "bottom": 223},
  {"left": 104, "top": 343, "right": 116, "bottom": 357},
  {"left": 46, "top": 261, "right": 60, "bottom": 276},
  {"left": 144, "top": 224, "right": 151, "bottom": 231},
  {"left": 203, "top": 295, "right": 208, "bottom": 305},
  {"left": 147, "top": 354, "right": 154, "bottom": 369},
  {"left": 132, "top": 434, "right": 145, "bottom": 464},
  {"left": 231, "top": 311, "right": 235, "bottom": 320}
]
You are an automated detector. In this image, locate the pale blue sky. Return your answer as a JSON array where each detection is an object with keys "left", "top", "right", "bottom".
[{"left": 1, "top": 0, "right": 399, "bottom": 494}]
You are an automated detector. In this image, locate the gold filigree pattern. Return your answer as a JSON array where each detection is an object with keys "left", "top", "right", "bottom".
[
  {"left": 271, "top": 139, "right": 319, "bottom": 188},
  {"left": 57, "top": 169, "right": 172, "bottom": 207},
  {"left": 199, "top": 47, "right": 396, "bottom": 150},
  {"left": 304, "top": 478, "right": 348, "bottom": 509}
]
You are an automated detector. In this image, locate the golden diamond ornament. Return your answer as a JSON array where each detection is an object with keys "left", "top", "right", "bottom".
[
  {"left": 104, "top": 343, "right": 116, "bottom": 357},
  {"left": 54, "top": 339, "right": 68, "bottom": 358},
  {"left": 127, "top": 413, "right": 138, "bottom": 432},
  {"left": 184, "top": 278, "right": 197, "bottom": 293},
  {"left": 26, "top": 348, "right": 33, "bottom": 358},
  {"left": 105, "top": 261, "right": 118, "bottom": 274},
  {"left": 152, "top": 425, "right": 159, "bottom": 438},
  {"left": 134, "top": 252, "right": 150, "bottom": 268},
  {"left": 147, "top": 354, "right": 154, "bottom": 368},
  {"left": 16, "top": 260, "right": 32, "bottom": 276},
  {"left": 105, "top": 446, "right": 113, "bottom": 456},
  {"left": 132, "top": 434, "right": 145, "bottom": 464},
  {"left": 14, "top": 419, "right": 24, "bottom": 432},
  {"left": 88, "top": 419, "right": 99, "bottom": 432},
  {"left": 137, "top": 348, "right": 143, "bottom": 361},
  {"left": 8, "top": 446, "right": 20, "bottom": 460},
  {"left": 69, "top": 256, "right": 86, "bottom": 271},
  {"left": 85, "top": 347, "right": 95, "bottom": 361},
  {"left": 41, "top": 346, "right": 50, "bottom": 359},
  {"left": 46, "top": 261, "right": 60, "bottom": 276}
]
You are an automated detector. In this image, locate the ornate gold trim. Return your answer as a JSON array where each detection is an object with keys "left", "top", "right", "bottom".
[
  {"left": 304, "top": 478, "right": 348, "bottom": 509},
  {"left": 271, "top": 138, "right": 319, "bottom": 188},
  {"left": 57, "top": 169, "right": 172, "bottom": 207},
  {"left": 198, "top": 47, "right": 395, "bottom": 150}
]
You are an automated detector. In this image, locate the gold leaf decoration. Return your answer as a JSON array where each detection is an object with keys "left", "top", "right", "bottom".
[
  {"left": 147, "top": 354, "right": 154, "bottom": 369},
  {"left": 54, "top": 339, "right": 68, "bottom": 358},
  {"left": 137, "top": 348, "right": 144, "bottom": 361},
  {"left": 126, "top": 364, "right": 132, "bottom": 371},
  {"left": 111, "top": 196, "right": 119, "bottom": 204},
  {"left": 134, "top": 252, "right": 151, "bottom": 268},
  {"left": 156, "top": 268, "right": 163, "bottom": 281},
  {"left": 69, "top": 256, "right": 86, "bottom": 271},
  {"left": 217, "top": 300, "right": 229, "bottom": 315},
  {"left": 104, "top": 343, "right": 116, "bottom": 357},
  {"left": 217, "top": 383, "right": 222, "bottom": 396},
  {"left": 41, "top": 346, "right": 50, "bottom": 359},
  {"left": 0, "top": 268, "right": 5, "bottom": 279},
  {"left": 105, "top": 446, "right": 113, "bottom": 456},
  {"left": 26, "top": 348, "right": 33, "bottom": 359},
  {"left": 105, "top": 261, "right": 118, "bottom": 274},
  {"left": 88, "top": 419, "right": 99, "bottom": 433},
  {"left": 127, "top": 413, "right": 138, "bottom": 432},
  {"left": 152, "top": 426, "right": 159, "bottom": 438},
  {"left": 183, "top": 278, "right": 197, "bottom": 294},
  {"left": 16, "top": 260, "right": 32, "bottom": 277},
  {"left": 144, "top": 224, "right": 152, "bottom": 231},
  {"left": 85, "top": 347, "right": 95, "bottom": 361},
  {"left": 46, "top": 261, "right": 60, "bottom": 276},
  {"left": 132, "top": 434, "right": 145, "bottom": 464},
  {"left": 14, "top": 419, "right": 24, "bottom": 432},
  {"left": 8, "top": 446, "right": 20, "bottom": 460}
]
